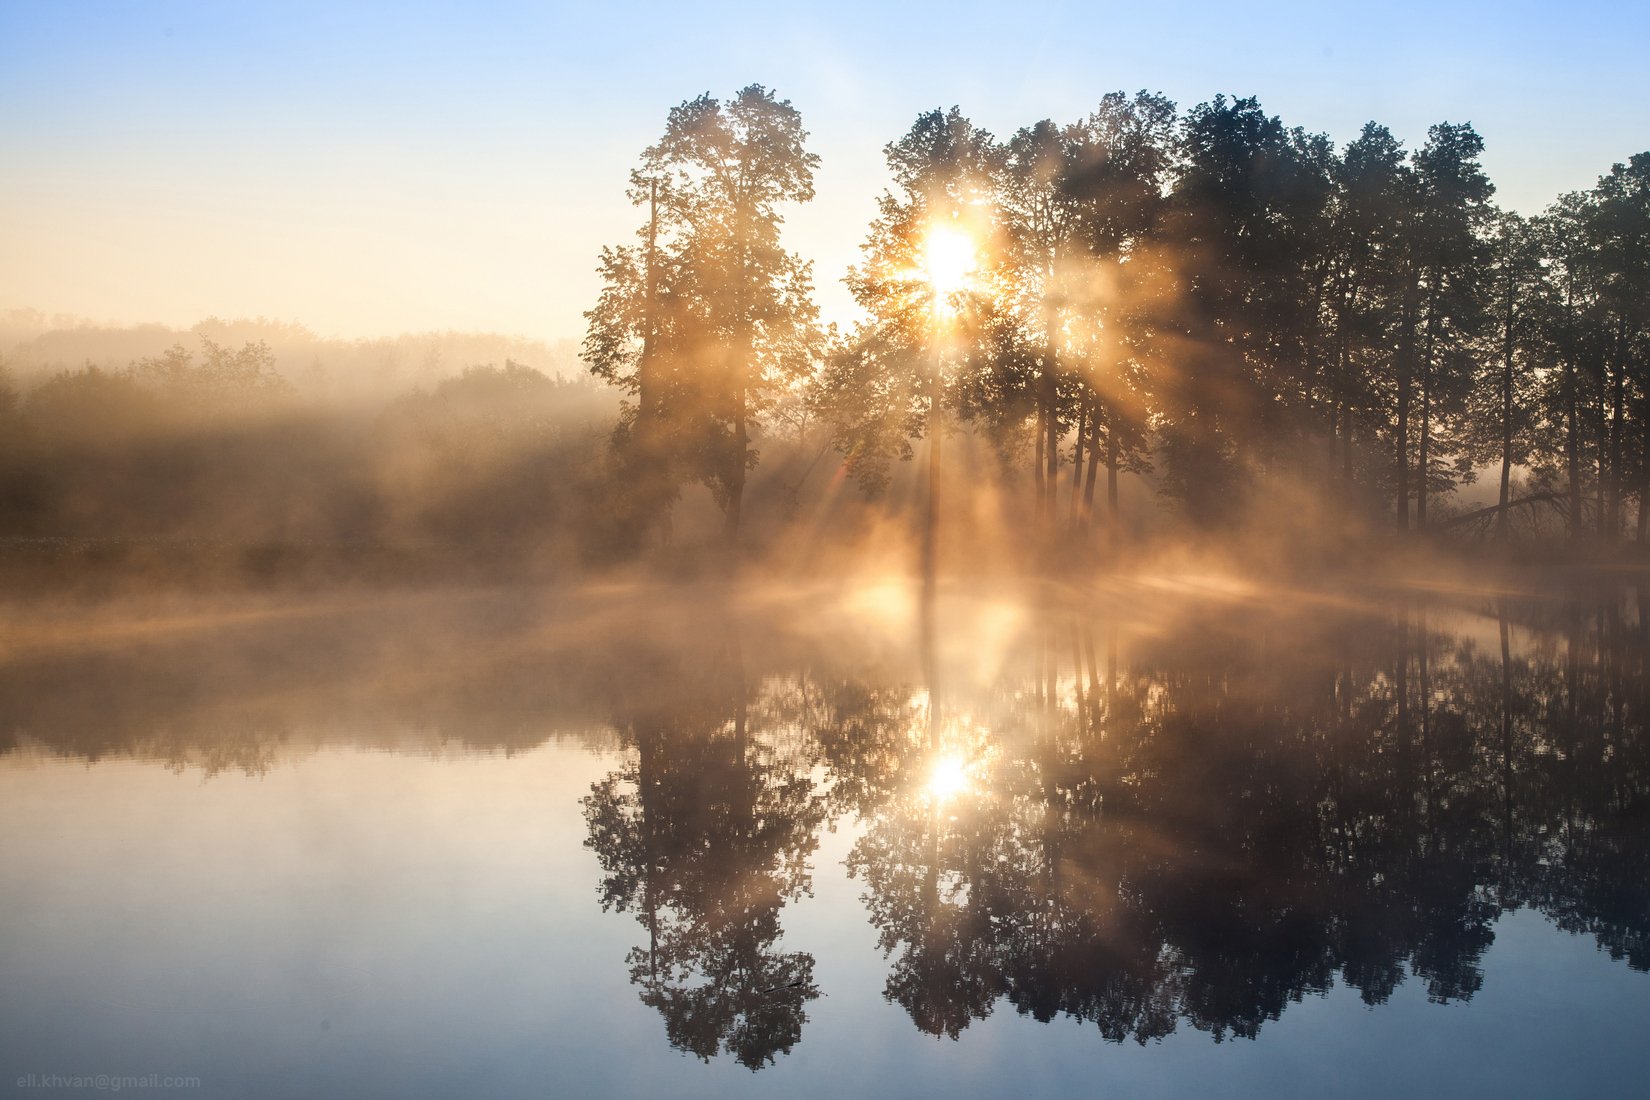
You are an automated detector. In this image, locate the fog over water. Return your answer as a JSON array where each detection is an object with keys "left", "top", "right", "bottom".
[{"left": 1, "top": 573, "right": 1646, "bottom": 1097}]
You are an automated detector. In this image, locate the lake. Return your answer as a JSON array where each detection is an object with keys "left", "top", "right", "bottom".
[{"left": 2, "top": 575, "right": 1646, "bottom": 1098}]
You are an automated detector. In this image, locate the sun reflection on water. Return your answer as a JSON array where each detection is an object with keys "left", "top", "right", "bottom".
[{"left": 924, "top": 753, "right": 972, "bottom": 805}]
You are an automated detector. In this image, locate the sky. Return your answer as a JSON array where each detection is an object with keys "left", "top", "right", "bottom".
[{"left": 2, "top": 0, "right": 1646, "bottom": 345}]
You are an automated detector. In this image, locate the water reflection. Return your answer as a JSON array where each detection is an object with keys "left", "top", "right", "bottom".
[
  {"left": 822, "top": 589, "right": 1650, "bottom": 1046},
  {"left": 582, "top": 628, "right": 824, "bottom": 1068},
  {"left": 2, "top": 580, "right": 1646, "bottom": 1070}
]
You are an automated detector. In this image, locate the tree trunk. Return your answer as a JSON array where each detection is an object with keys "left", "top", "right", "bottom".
[
  {"left": 724, "top": 396, "right": 746, "bottom": 543},
  {"left": 1043, "top": 338, "right": 1059, "bottom": 525},
  {"left": 1595, "top": 391, "right": 1607, "bottom": 542},
  {"left": 1497, "top": 280, "right": 1515, "bottom": 541},
  {"left": 923, "top": 386, "right": 939, "bottom": 598},
  {"left": 1327, "top": 401, "right": 1339, "bottom": 487},
  {"left": 1307, "top": 263, "right": 1329, "bottom": 484},
  {"left": 1395, "top": 280, "right": 1416, "bottom": 531},
  {"left": 1034, "top": 400, "right": 1046, "bottom": 520},
  {"left": 1417, "top": 291, "right": 1439, "bottom": 532},
  {"left": 639, "top": 179, "right": 661, "bottom": 425},
  {"left": 1565, "top": 356, "right": 1581, "bottom": 543},
  {"left": 1334, "top": 304, "right": 1352, "bottom": 486},
  {"left": 634, "top": 179, "right": 666, "bottom": 543},
  {"left": 1418, "top": 382, "right": 1430, "bottom": 531},
  {"left": 1069, "top": 398, "right": 1087, "bottom": 526},
  {"left": 726, "top": 200, "right": 752, "bottom": 548},
  {"left": 1606, "top": 332, "right": 1626, "bottom": 542},
  {"left": 1106, "top": 426, "right": 1119, "bottom": 523},
  {"left": 1639, "top": 419, "right": 1650, "bottom": 544},
  {"left": 1343, "top": 411, "right": 1354, "bottom": 485},
  {"left": 1082, "top": 405, "right": 1101, "bottom": 528}
]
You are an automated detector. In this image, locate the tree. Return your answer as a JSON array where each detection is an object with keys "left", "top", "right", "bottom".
[
  {"left": 585, "top": 85, "right": 822, "bottom": 544},
  {"left": 999, "top": 117, "right": 1084, "bottom": 523},
  {"left": 1056, "top": 92, "right": 1176, "bottom": 533},
  {"left": 1393, "top": 123, "right": 1494, "bottom": 530},
  {"left": 1462, "top": 211, "right": 1544, "bottom": 537},
  {"left": 1320, "top": 123, "right": 1410, "bottom": 498},
  {"left": 1532, "top": 190, "right": 1617, "bottom": 542},
  {"left": 583, "top": 172, "right": 690, "bottom": 544},
  {"left": 1158, "top": 96, "right": 1333, "bottom": 525},
  {"left": 994, "top": 94, "right": 1176, "bottom": 534},
  {"left": 1586, "top": 154, "right": 1650, "bottom": 541},
  {"left": 583, "top": 638, "right": 824, "bottom": 1069},
  {"left": 817, "top": 108, "right": 1002, "bottom": 495}
]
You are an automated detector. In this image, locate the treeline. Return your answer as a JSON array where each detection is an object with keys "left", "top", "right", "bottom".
[
  {"left": 0, "top": 340, "right": 619, "bottom": 583},
  {"left": 0, "top": 311, "right": 579, "bottom": 402},
  {"left": 588, "top": 86, "right": 1650, "bottom": 549}
]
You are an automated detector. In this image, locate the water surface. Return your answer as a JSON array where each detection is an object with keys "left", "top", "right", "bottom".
[{"left": 2, "top": 578, "right": 1646, "bottom": 1097}]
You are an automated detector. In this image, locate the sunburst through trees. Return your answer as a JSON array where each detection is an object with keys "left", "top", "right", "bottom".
[{"left": 583, "top": 90, "right": 1649, "bottom": 559}]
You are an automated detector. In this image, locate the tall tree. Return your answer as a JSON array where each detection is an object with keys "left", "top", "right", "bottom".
[
  {"left": 1534, "top": 192, "right": 1612, "bottom": 542},
  {"left": 999, "top": 117, "right": 1082, "bottom": 523},
  {"left": 995, "top": 92, "right": 1176, "bottom": 534},
  {"left": 1321, "top": 123, "right": 1409, "bottom": 498},
  {"left": 584, "top": 173, "right": 691, "bottom": 544},
  {"left": 1463, "top": 210, "right": 1543, "bottom": 538},
  {"left": 585, "top": 86, "right": 822, "bottom": 544},
  {"left": 817, "top": 108, "right": 1002, "bottom": 493},
  {"left": 1159, "top": 96, "right": 1332, "bottom": 525},
  {"left": 1062, "top": 92, "right": 1178, "bottom": 533},
  {"left": 1587, "top": 154, "right": 1650, "bottom": 541},
  {"left": 1394, "top": 123, "right": 1494, "bottom": 530}
]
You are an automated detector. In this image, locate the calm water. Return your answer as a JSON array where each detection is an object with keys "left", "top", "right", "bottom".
[{"left": 2, "top": 578, "right": 1647, "bottom": 1098}]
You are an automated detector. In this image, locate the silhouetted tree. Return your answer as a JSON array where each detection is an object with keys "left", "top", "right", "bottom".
[
  {"left": 816, "top": 108, "right": 1002, "bottom": 494},
  {"left": 1402, "top": 124, "right": 1494, "bottom": 529},
  {"left": 1463, "top": 211, "right": 1545, "bottom": 536},
  {"left": 586, "top": 86, "right": 822, "bottom": 545},
  {"left": 1158, "top": 96, "right": 1333, "bottom": 524}
]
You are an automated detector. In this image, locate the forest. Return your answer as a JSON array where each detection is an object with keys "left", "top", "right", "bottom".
[
  {"left": 586, "top": 85, "right": 1649, "bottom": 558},
  {"left": 3, "top": 85, "right": 1648, "bottom": 584}
]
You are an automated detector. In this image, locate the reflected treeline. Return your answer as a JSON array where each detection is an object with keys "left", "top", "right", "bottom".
[
  {"left": 580, "top": 585, "right": 1649, "bottom": 1060},
  {"left": 0, "top": 590, "right": 664, "bottom": 770},
  {"left": 813, "top": 589, "right": 1650, "bottom": 1045},
  {"left": 3, "top": 583, "right": 1645, "bottom": 1061}
]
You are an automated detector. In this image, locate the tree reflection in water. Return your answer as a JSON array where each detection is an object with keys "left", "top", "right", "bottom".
[
  {"left": 582, "top": 585, "right": 1648, "bottom": 1059},
  {"left": 2, "top": 583, "right": 1644, "bottom": 1064},
  {"left": 581, "top": 624, "right": 825, "bottom": 1069}
]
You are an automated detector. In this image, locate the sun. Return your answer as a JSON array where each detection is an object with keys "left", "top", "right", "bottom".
[{"left": 921, "top": 223, "right": 979, "bottom": 315}]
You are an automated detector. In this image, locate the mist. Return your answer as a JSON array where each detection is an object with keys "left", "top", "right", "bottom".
[{"left": 3, "top": 63, "right": 1649, "bottom": 1100}]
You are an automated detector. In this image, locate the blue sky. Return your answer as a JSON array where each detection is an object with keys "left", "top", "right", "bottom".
[{"left": 2, "top": 0, "right": 1645, "bottom": 342}]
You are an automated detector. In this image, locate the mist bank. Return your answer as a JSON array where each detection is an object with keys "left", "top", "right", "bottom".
[
  {"left": 0, "top": 312, "right": 1642, "bottom": 599},
  {"left": 0, "top": 310, "right": 580, "bottom": 405}
]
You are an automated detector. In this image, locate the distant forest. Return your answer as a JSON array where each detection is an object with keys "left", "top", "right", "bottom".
[
  {"left": 0, "top": 319, "right": 618, "bottom": 583},
  {"left": 2, "top": 85, "right": 1646, "bottom": 582}
]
